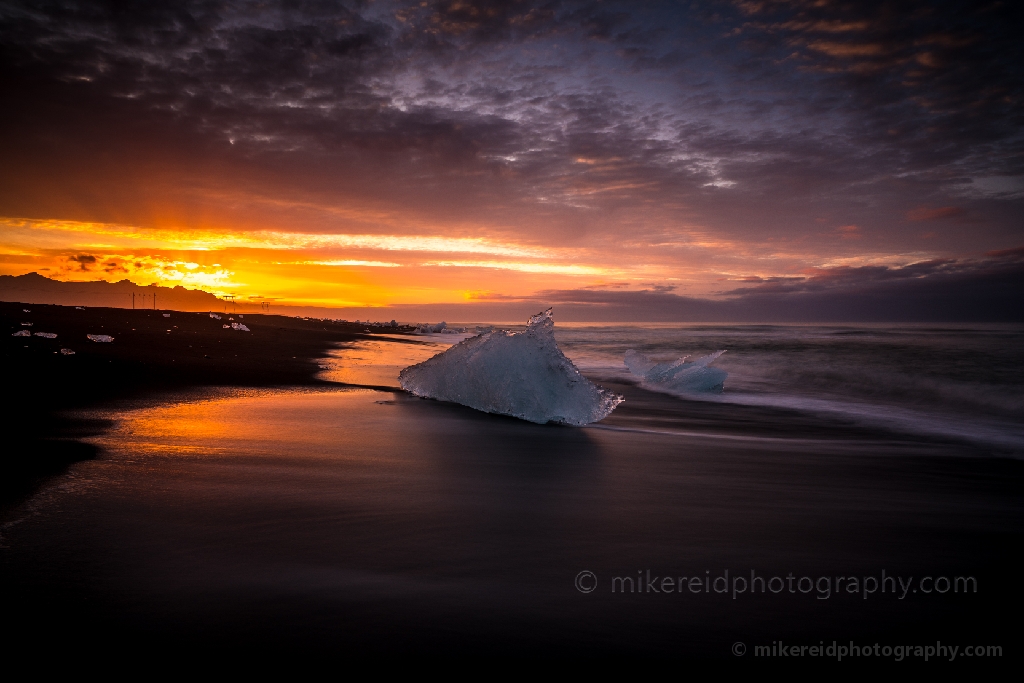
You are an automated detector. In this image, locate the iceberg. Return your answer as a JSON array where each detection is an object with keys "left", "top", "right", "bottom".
[
  {"left": 399, "top": 309, "right": 622, "bottom": 425},
  {"left": 624, "top": 349, "right": 728, "bottom": 394}
]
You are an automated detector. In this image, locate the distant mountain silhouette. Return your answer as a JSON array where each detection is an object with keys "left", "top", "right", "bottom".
[{"left": 0, "top": 272, "right": 227, "bottom": 311}]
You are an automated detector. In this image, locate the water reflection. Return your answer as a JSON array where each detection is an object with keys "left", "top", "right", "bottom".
[
  {"left": 318, "top": 336, "right": 460, "bottom": 388},
  {"left": 2, "top": 382, "right": 1019, "bottom": 654}
]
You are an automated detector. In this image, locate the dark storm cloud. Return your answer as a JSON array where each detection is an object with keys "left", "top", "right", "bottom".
[
  {"left": 485, "top": 248, "right": 1024, "bottom": 322},
  {"left": 0, "top": 0, "right": 1020, "bottom": 246}
]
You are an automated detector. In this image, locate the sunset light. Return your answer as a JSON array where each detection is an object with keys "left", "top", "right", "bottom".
[{"left": 2, "top": 0, "right": 1020, "bottom": 661}]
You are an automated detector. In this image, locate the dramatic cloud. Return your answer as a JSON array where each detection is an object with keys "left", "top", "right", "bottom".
[
  {"left": 0, "top": 0, "right": 1021, "bottom": 316},
  {"left": 465, "top": 248, "right": 1024, "bottom": 321}
]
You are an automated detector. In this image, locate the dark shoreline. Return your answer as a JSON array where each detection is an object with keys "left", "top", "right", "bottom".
[{"left": 1, "top": 300, "right": 415, "bottom": 508}]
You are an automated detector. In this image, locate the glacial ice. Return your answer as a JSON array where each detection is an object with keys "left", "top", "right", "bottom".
[
  {"left": 399, "top": 308, "right": 622, "bottom": 425},
  {"left": 415, "top": 321, "right": 468, "bottom": 334},
  {"left": 624, "top": 349, "right": 728, "bottom": 394}
]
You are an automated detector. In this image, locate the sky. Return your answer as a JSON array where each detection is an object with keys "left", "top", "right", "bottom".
[{"left": 0, "top": 0, "right": 1021, "bottom": 320}]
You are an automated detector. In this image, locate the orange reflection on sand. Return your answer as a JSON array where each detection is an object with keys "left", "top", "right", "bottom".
[
  {"left": 318, "top": 335, "right": 466, "bottom": 388},
  {"left": 89, "top": 388, "right": 444, "bottom": 471}
]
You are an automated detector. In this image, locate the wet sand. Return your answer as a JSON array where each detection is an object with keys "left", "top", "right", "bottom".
[
  {"left": 1, "top": 301, "right": 413, "bottom": 506},
  {"left": 1, "top": 387, "right": 1021, "bottom": 658},
  {"left": 2, "top": 310, "right": 1021, "bottom": 659}
]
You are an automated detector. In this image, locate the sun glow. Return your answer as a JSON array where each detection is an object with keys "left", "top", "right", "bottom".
[{"left": 0, "top": 216, "right": 664, "bottom": 306}]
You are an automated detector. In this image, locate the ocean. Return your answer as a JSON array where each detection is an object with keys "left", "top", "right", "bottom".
[{"left": 2, "top": 323, "right": 1021, "bottom": 657}]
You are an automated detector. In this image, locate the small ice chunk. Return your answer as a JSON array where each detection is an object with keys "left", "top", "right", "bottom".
[
  {"left": 87, "top": 334, "right": 114, "bottom": 343},
  {"left": 222, "top": 324, "right": 230, "bottom": 328},
  {"left": 76, "top": 306, "right": 85, "bottom": 310},
  {"left": 163, "top": 313, "right": 170, "bottom": 317},
  {"left": 231, "top": 322, "right": 250, "bottom": 331},
  {"left": 416, "top": 321, "right": 447, "bottom": 333},
  {"left": 210, "top": 313, "right": 222, "bottom": 320},
  {"left": 624, "top": 349, "right": 728, "bottom": 394},
  {"left": 12, "top": 330, "right": 30, "bottom": 337},
  {"left": 61, "top": 348, "right": 75, "bottom": 355},
  {"left": 23, "top": 309, "right": 30, "bottom": 312},
  {"left": 21, "top": 322, "right": 32, "bottom": 326},
  {"left": 238, "top": 315, "right": 243, "bottom": 318},
  {"left": 400, "top": 308, "right": 622, "bottom": 425},
  {"left": 33, "top": 332, "right": 57, "bottom": 338}
]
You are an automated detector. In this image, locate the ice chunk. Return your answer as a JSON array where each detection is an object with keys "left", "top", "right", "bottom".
[
  {"left": 33, "top": 332, "right": 57, "bottom": 338},
  {"left": 416, "top": 321, "right": 447, "bottom": 333},
  {"left": 61, "top": 348, "right": 75, "bottom": 355},
  {"left": 231, "top": 322, "right": 250, "bottom": 331},
  {"left": 210, "top": 313, "right": 222, "bottom": 320},
  {"left": 624, "top": 349, "right": 728, "bottom": 394},
  {"left": 399, "top": 308, "right": 622, "bottom": 425},
  {"left": 12, "top": 330, "right": 30, "bottom": 337},
  {"left": 87, "top": 334, "right": 114, "bottom": 343},
  {"left": 76, "top": 306, "right": 85, "bottom": 310},
  {"left": 21, "top": 322, "right": 32, "bottom": 326},
  {"left": 222, "top": 324, "right": 230, "bottom": 328},
  {"left": 163, "top": 313, "right": 170, "bottom": 318},
  {"left": 23, "top": 309, "right": 30, "bottom": 312}
]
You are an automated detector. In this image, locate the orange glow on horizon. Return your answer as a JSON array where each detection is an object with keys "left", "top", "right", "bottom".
[{"left": 0, "top": 216, "right": 938, "bottom": 309}]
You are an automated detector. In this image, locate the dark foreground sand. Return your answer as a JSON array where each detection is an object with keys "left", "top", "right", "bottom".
[
  {"left": 1, "top": 301, "right": 413, "bottom": 506},
  {"left": 0, "top": 387, "right": 1020, "bottom": 660},
  {"left": 2, "top": 303, "right": 1021, "bottom": 659}
]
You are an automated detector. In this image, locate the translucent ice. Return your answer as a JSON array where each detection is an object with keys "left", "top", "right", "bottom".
[
  {"left": 399, "top": 308, "right": 623, "bottom": 425},
  {"left": 415, "top": 321, "right": 467, "bottom": 334},
  {"left": 624, "top": 349, "right": 728, "bottom": 394}
]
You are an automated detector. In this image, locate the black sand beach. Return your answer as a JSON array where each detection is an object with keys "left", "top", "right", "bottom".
[
  {"left": 1, "top": 304, "right": 1021, "bottom": 660},
  {"left": 1, "top": 301, "right": 412, "bottom": 506}
]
